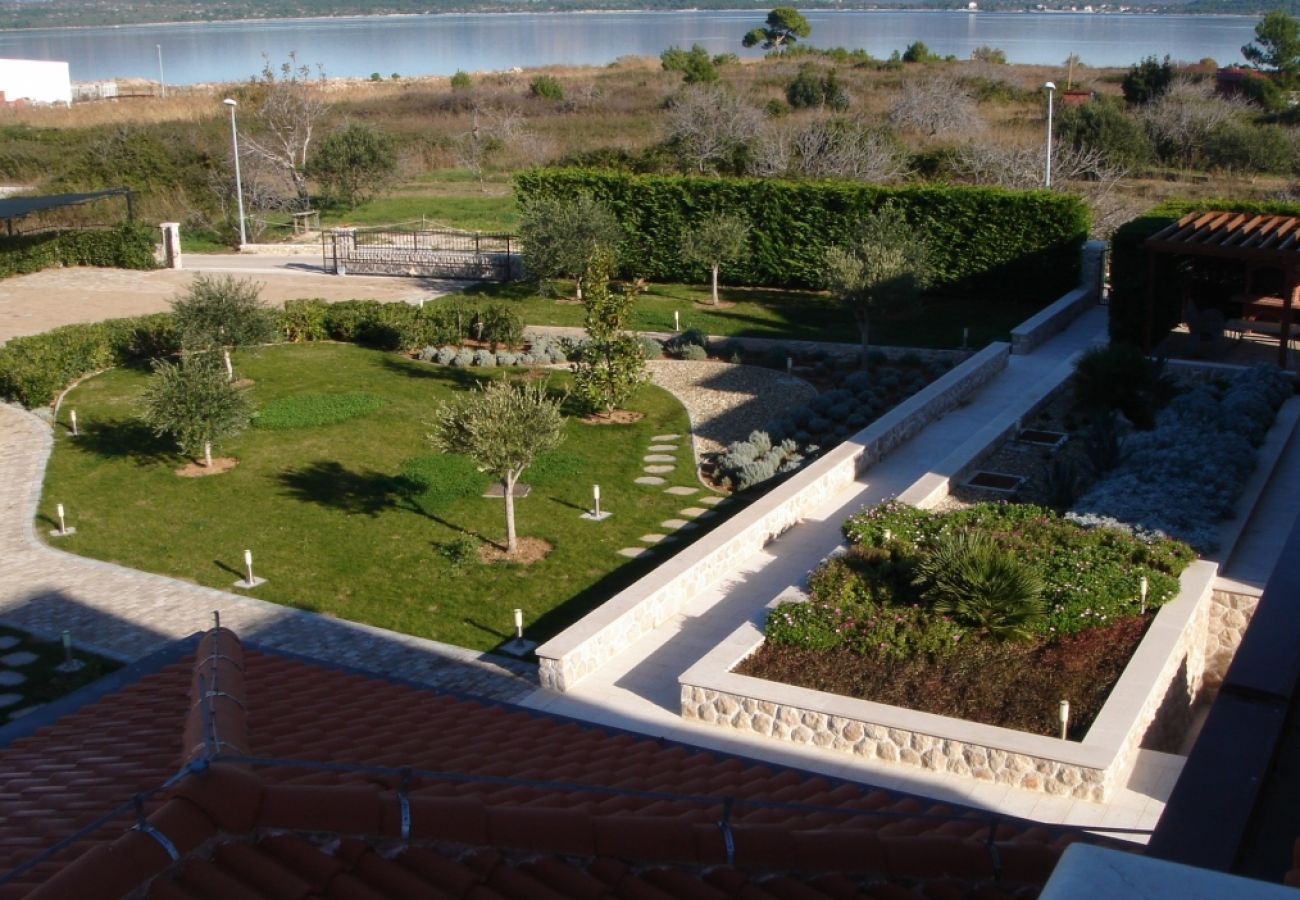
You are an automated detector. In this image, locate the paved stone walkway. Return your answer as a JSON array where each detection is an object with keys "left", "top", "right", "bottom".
[{"left": 0, "top": 404, "right": 537, "bottom": 703}]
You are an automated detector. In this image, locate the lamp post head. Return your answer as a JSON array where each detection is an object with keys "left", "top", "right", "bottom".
[
  {"left": 223, "top": 98, "right": 237, "bottom": 107},
  {"left": 1043, "top": 81, "right": 1056, "bottom": 92}
]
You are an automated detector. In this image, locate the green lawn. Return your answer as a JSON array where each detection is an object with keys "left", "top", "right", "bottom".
[
  {"left": 41, "top": 344, "right": 728, "bottom": 652},
  {"left": 319, "top": 174, "right": 518, "bottom": 233},
  {"left": 459, "top": 282, "right": 1041, "bottom": 349}
]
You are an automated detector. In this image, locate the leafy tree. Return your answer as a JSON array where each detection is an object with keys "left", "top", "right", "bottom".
[
  {"left": 824, "top": 203, "right": 931, "bottom": 364},
  {"left": 742, "top": 7, "right": 811, "bottom": 53},
  {"left": 529, "top": 75, "right": 564, "bottom": 101},
  {"left": 665, "top": 83, "right": 764, "bottom": 174},
  {"left": 450, "top": 70, "right": 472, "bottom": 90},
  {"left": 518, "top": 193, "right": 623, "bottom": 300},
  {"left": 170, "top": 275, "right": 277, "bottom": 382},
  {"left": 307, "top": 123, "right": 397, "bottom": 208},
  {"left": 1121, "top": 55, "right": 1174, "bottom": 105},
  {"left": 785, "top": 64, "right": 850, "bottom": 111},
  {"left": 139, "top": 352, "right": 252, "bottom": 469},
  {"left": 661, "top": 43, "right": 719, "bottom": 84},
  {"left": 570, "top": 248, "right": 648, "bottom": 417},
  {"left": 680, "top": 213, "right": 749, "bottom": 305},
  {"left": 971, "top": 46, "right": 1007, "bottom": 64},
  {"left": 427, "top": 377, "right": 567, "bottom": 556},
  {"left": 1243, "top": 10, "right": 1300, "bottom": 82},
  {"left": 901, "top": 41, "right": 941, "bottom": 63}
]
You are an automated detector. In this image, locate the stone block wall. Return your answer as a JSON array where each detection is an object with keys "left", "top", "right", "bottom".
[
  {"left": 1204, "top": 589, "right": 1261, "bottom": 692},
  {"left": 536, "top": 343, "right": 1011, "bottom": 692}
]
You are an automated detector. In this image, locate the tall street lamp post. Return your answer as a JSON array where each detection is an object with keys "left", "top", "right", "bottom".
[
  {"left": 156, "top": 44, "right": 165, "bottom": 98},
  {"left": 1043, "top": 81, "right": 1056, "bottom": 189},
  {"left": 223, "top": 98, "right": 247, "bottom": 249}
]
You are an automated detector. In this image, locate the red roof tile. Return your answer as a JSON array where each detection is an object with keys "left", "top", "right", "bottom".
[{"left": 0, "top": 628, "right": 1109, "bottom": 899}]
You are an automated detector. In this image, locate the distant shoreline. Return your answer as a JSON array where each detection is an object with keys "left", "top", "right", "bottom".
[{"left": 0, "top": 6, "right": 1265, "bottom": 35}]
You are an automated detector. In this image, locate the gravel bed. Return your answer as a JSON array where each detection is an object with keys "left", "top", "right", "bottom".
[{"left": 646, "top": 359, "right": 818, "bottom": 462}]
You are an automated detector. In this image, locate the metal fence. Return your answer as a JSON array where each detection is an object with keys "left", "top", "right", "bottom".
[{"left": 321, "top": 227, "right": 519, "bottom": 280}]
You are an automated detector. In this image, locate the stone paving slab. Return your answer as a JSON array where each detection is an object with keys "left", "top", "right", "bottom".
[
  {"left": 650, "top": 434, "right": 680, "bottom": 441},
  {"left": 660, "top": 519, "right": 690, "bottom": 530},
  {"left": 0, "top": 671, "right": 25, "bottom": 687},
  {"left": 0, "top": 404, "right": 538, "bottom": 704},
  {"left": 664, "top": 487, "right": 698, "bottom": 496},
  {"left": 634, "top": 476, "right": 666, "bottom": 486},
  {"left": 0, "top": 651, "right": 37, "bottom": 667},
  {"left": 0, "top": 694, "right": 20, "bottom": 709},
  {"left": 699, "top": 496, "right": 725, "bottom": 506},
  {"left": 644, "top": 465, "right": 675, "bottom": 474},
  {"left": 639, "top": 534, "right": 671, "bottom": 544},
  {"left": 0, "top": 637, "right": 19, "bottom": 650},
  {"left": 617, "top": 547, "right": 652, "bottom": 559},
  {"left": 648, "top": 445, "right": 678, "bottom": 452},
  {"left": 678, "top": 507, "right": 708, "bottom": 518},
  {"left": 643, "top": 454, "right": 676, "bottom": 463}
]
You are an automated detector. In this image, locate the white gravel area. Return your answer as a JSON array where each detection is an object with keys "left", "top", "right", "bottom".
[{"left": 645, "top": 359, "right": 817, "bottom": 462}]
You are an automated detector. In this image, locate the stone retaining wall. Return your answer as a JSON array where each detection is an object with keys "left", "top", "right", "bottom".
[
  {"left": 680, "top": 560, "right": 1218, "bottom": 802},
  {"left": 1205, "top": 589, "right": 1261, "bottom": 692},
  {"left": 534, "top": 342, "right": 1012, "bottom": 692},
  {"left": 1009, "top": 240, "right": 1105, "bottom": 356}
]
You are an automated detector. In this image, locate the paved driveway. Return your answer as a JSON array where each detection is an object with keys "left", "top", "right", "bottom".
[{"left": 0, "top": 256, "right": 463, "bottom": 344}]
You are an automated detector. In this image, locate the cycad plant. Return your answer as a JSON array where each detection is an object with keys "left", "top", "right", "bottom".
[{"left": 913, "top": 530, "right": 1045, "bottom": 642}]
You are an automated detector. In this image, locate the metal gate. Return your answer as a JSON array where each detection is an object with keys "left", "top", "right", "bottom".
[{"left": 321, "top": 227, "right": 520, "bottom": 280}]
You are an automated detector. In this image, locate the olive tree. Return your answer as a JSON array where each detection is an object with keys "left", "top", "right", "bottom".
[
  {"left": 170, "top": 275, "right": 277, "bottom": 382},
  {"left": 427, "top": 378, "right": 567, "bottom": 556},
  {"left": 824, "top": 203, "right": 931, "bottom": 364},
  {"left": 518, "top": 193, "right": 623, "bottom": 300},
  {"left": 307, "top": 123, "right": 397, "bottom": 208},
  {"left": 139, "top": 352, "right": 252, "bottom": 469},
  {"left": 680, "top": 213, "right": 749, "bottom": 306},
  {"left": 570, "top": 248, "right": 648, "bottom": 416}
]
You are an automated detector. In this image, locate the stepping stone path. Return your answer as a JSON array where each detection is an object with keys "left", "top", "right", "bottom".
[
  {"left": 0, "top": 651, "right": 38, "bottom": 667},
  {"left": 0, "top": 671, "right": 26, "bottom": 687},
  {"left": 0, "top": 637, "right": 19, "bottom": 651},
  {"left": 618, "top": 432, "right": 726, "bottom": 559}
]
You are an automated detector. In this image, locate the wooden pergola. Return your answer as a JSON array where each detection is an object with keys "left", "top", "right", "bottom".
[{"left": 1145, "top": 211, "right": 1300, "bottom": 367}]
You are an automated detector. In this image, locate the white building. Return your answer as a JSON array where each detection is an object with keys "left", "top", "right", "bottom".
[{"left": 0, "top": 58, "right": 72, "bottom": 106}]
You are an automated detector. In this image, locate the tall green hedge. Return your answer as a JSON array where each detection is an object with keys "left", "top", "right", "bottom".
[
  {"left": 1109, "top": 199, "right": 1300, "bottom": 349},
  {"left": 0, "top": 225, "right": 158, "bottom": 279},
  {"left": 514, "top": 169, "right": 1090, "bottom": 301}
]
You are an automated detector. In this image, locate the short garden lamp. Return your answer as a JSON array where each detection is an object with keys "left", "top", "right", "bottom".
[
  {"left": 234, "top": 548, "right": 266, "bottom": 589},
  {"left": 502, "top": 607, "right": 537, "bottom": 656},
  {"left": 51, "top": 502, "right": 75, "bottom": 537},
  {"left": 1058, "top": 699, "right": 1070, "bottom": 740},
  {"left": 581, "top": 483, "right": 612, "bottom": 521},
  {"left": 1043, "top": 82, "right": 1056, "bottom": 188},
  {"left": 56, "top": 629, "right": 85, "bottom": 673},
  {"left": 69, "top": 409, "right": 78, "bottom": 436},
  {"left": 1139, "top": 575, "right": 1149, "bottom": 614}
]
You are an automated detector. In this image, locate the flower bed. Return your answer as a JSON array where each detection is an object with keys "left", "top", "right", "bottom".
[{"left": 738, "top": 501, "right": 1195, "bottom": 738}]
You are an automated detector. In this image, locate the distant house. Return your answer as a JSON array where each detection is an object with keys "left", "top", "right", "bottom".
[{"left": 0, "top": 58, "right": 72, "bottom": 106}]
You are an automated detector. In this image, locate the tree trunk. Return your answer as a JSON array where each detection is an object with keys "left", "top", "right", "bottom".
[
  {"left": 711, "top": 263, "right": 720, "bottom": 306},
  {"left": 203, "top": 441, "right": 213, "bottom": 468},
  {"left": 857, "top": 314, "right": 871, "bottom": 369},
  {"left": 292, "top": 172, "right": 311, "bottom": 212},
  {"left": 223, "top": 348, "right": 235, "bottom": 382},
  {"left": 503, "top": 471, "right": 518, "bottom": 556},
  {"left": 574, "top": 276, "right": 584, "bottom": 302}
]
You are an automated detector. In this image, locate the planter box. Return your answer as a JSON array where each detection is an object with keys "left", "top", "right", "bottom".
[{"left": 679, "top": 560, "right": 1218, "bottom": 802}]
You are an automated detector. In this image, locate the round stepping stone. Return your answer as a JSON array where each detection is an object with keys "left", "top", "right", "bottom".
[
  {"left": 699, "top": 495, "right": 725, "bottom": 506},
  {"left": 648, "top": 444, "right": 678, "bottom": 452},
  {"left": 0, "top": 637, "right": 20, "bottom": 651},
  {"left": 618, "top": 547, "right": 652, "bottom": 559},
  {"left": 0, "top": 671, "right": 26, "bottom": 687},
  {"left": 644, "top": 465, "right": 675, "bottom": 474},
  {"left": 643, "top": 454, "right": 676, "bottom": 463},
  {"left": 696, "top": 510, "right": 719, "bottom": 520},
  {"left": 651, "top": 434, "right": 680, "bottom": 441},
  {"left": 678, "top": 507, "right": 708, "bottom": 518},
  {"left": 661, "top": 518, "right": 690, "bottom": 529},
  {"left": 639, "top": 533, "right": 673, "bottom": 544},
  {"left": 664, "top": 486, "right": 698, "bottom": 496},
  {"left": 0, "top": 651, "right": 38, "bottom": 667},
  {"left": 0, "top": 693, "right": 22, "bottom": 710},
  {"left": 634, "top": 476, "right": 666, "bottom": 486}
]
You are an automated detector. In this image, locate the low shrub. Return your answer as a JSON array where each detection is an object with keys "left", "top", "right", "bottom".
[
  {"left": 252, "top": 393, "right": 383, "bottom": 430},
  {"left": 280, "top": 299, "right": 329, "bottom": 342},
  {"left": 680, "top": 343, "right": 709, "bottom": 361},
  {"left": 0, "top": 225, "right": 157, "bottom": 280},
  {"left": 913, "top": 531, "right": 1045, "bottom": 642},
  {"left": 637, "top": 336, "right": 665, "bottom": 359}
]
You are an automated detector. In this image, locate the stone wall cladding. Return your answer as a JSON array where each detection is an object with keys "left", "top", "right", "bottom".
[
  {"left": 1009, "top": 241, "right": 1104, "bottom": 356},
  {"left": 536, "top": 342, "right": 1012, "bottom": 692},
  {"left": 1205, "top": 589, "right": 1261, "bottom": 692},
  {"left": 679, "top": 561, "right": 1218, "bottom": 802}
]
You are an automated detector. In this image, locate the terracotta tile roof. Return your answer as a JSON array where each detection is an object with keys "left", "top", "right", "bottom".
[{"left": 0, "top": 629, "right": 1100, "bottom": 899}]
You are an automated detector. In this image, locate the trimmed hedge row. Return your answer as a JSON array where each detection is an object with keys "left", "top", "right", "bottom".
[
  {"left": 514, "top": 168, "right": 1090, "bottom": 301},
  {"left": 0, "top": 225, "right": 158, "bottom": 279},
  {"left": 1109, "top": 199, "right": 1300, "bottom": 349}
]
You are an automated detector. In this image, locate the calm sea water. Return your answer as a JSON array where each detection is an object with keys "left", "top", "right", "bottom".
[{"left": 0, "top": 10, "right": 1261, "bottom": 86}]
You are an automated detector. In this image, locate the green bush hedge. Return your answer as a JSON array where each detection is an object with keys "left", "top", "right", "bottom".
[
  {"left": 514, "top": 168, "right": 1089, "bottom": 300},
  {"left": 0, "top": 313, "right": 177, "bottom": 408},
  {"left": 0, "top": 225, "right": 157, "bottom": 279},
  {"left": 1109, "top": 198, "right": 1300, "bottom": 349}
]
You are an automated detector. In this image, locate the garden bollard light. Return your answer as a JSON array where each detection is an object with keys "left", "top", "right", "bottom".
[
  {"left": 62, "top": 630, "right": 73, "bottom": 666},
  {"left": 962, "top": 327, "right": 970, "bottom": 350},
  {"left": 674, "top": 311, "right": 680, "bottom": 332},
  {"left": 244, "top": 549, "right": 255, "bottom": 585},
  {"left": 70, "top": 409, "right": 78, "bottom": 436},
  {"left": 593, "top": 484, "right": 601, "bottom": 518},
  {"left": 514, "top": 608, "right": 524, "bottom": 643},
  {"left": 1139, "top": 576, "right": 1149, "bottom": 615},
  {"left": 786, "top": 356, "right": 793, "bottom": 375},
  {"left": 1059, "top": 700, "right": 1070, "bottom": 740},
  {"left": 57, "top": 504, "right": 67, "bottom": 534}
]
